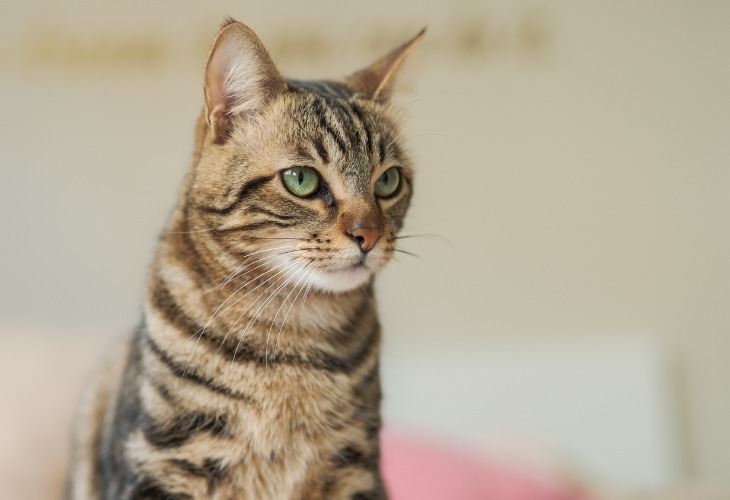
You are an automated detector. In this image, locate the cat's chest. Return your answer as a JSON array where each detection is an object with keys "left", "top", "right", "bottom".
[
  {"left": 230, "top": 366, "right": 352, "bottom": 450},
  {"left": 212, "top": 451, "right": 313, "bottom": 500},
  {"left": 207, "top": 368, "right": 352, "bottom": 496},
  {"left": 245, "top": 365, "right": 351, "bottom": 426}
]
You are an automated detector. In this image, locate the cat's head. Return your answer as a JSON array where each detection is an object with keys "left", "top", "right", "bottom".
[{"left": 180, "top": 20, "right": 423, "bottom": 293}]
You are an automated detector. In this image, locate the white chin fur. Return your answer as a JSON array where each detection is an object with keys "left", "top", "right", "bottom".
[{"left": 310, "top": 266, "right": 373, "bottom": 293}]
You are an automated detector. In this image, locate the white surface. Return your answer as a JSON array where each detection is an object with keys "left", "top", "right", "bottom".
[{"left": 381, "top": 338, "right": 679, "bottom": 489}]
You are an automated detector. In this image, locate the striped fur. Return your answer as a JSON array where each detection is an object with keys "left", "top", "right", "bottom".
[{"left": 67, "top": 20, "right": 423, "bottom": 499}]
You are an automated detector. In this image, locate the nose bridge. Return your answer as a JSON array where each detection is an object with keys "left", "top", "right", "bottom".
[{"left": 340, "top": 197, "right": 382, "bottom": 231}]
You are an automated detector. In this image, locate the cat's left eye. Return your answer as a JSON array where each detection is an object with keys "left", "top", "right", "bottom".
[
  {"left": 374, "top": 167, "right": 401, "bottom": 198},
  {"left": 282, "top": 167, "right": 320, "bottom": 198}
]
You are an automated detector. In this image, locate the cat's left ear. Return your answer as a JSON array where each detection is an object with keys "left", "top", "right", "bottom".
[
  {"left": 204, "top": 19, "right": 286, "bottom": 142},
  {"left": 344, "top": 28, "right": 426, "bottom": 102}
]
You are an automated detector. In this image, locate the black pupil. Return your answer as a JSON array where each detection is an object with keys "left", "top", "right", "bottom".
[
  {"left": 298, "top": 170, "right": 304, "bottom": 185},
  {"left": 382, "top": 172, "right": 389, "bottom": 184}
]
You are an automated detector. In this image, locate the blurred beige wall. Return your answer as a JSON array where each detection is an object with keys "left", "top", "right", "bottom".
[{"left": 1, "top": 0, "right": 728, "bottom": 488}]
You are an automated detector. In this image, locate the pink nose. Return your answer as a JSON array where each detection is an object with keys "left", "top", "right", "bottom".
[{"left": 348, "top": 227, "right": 383, "bottom": 253}]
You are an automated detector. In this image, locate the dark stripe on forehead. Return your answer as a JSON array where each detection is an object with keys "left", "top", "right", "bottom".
[
  {"left": 312, "top": 97, "right": 349, "bottom": 156},
  {"left": 349, "top": 101, "right": 373, "bottom": 159},
  {"left": 323, "top": 101, "right": 380, "bottom": 178},
  {"left": 321, "top": 81, "right": 352, "bottom": 99},
  {"left": 378, "top": 134, "right": 387, "bottom": 165},
  {"left": 291, "top": 79, "right": 389, "bottom": 166},
  {"left": 295, "top": 143, "right": 316, "bottom": 163},
  {"left": 328, "top": 98, "right": 365, "bottom": 152},
  {"left": 313, "top": 136, "right": 330, "bottom": 164},
  {"left": 289, "top": 79, "right": 354, "bottom": 100}
]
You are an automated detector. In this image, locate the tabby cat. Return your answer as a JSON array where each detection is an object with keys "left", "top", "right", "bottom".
[{"left": 67, "top": 19, "right": 423, "bottom": 499}]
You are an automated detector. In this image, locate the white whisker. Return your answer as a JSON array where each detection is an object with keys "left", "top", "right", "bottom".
[
  {"left": 188, "top": 255, "right": 298, "bottom": 342},
  {"left": 178, "top": 257, "right": 300, "bottom": 385},
  {"left": 215, "top": 259, "right": 302, "bottom": 352},
  {"left": 264, "top": 265, "right": 314, "bottom": 369},
  {"left": 227, "top": 261, "right": 307, "bottom": 378},
  {"left": 299, "top": 266, "right": 319, "bottom": 317},
  {"left": 221, "top": 245, "right": 294, "bottom": 287},
  {"left": 274, "top": 267, "right": 319, "bottom": 363}
]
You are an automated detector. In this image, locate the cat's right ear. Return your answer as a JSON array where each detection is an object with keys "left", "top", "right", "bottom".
[
  {"left": 345, "top": 28, "right": 426, "bottom": 102},
  {"left": 204, "top": 20, "right": 286, "bottom": 143}
]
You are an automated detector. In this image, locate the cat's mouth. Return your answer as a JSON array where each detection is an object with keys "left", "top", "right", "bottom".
[
  {"left": 336, "top": 260, "right": 367, "bottom": 271},
  {"left": 313, "top": 258, "right": 373, "bottom": 292},
  {"left": 324, "top": 261, "right": 368, "bottom": 275}
]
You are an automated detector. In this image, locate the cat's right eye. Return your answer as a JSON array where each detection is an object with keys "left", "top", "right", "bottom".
[
  {"left": 281, "top": 167, "right": 320, "bottom": 198},
  {"left": 374, "top": 167, "right": 401, "bottom": 198}
]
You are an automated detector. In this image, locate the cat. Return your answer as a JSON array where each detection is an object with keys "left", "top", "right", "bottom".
[{"left": 66, "top": 18, "right": 423, "bottom": 500}]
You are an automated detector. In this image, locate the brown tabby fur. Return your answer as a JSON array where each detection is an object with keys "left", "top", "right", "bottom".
[{"left": 66, "top": 19, "right": 423, "bottom": 500}]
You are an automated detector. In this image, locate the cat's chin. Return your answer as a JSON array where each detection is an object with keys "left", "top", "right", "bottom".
[{"left": 311, "top": 265, "right": 373, "bottom": 293}]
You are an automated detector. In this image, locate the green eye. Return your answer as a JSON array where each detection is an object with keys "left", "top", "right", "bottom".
[
  {"left": 282, "top": 167, "right": 320, "bottom": 197},
  {"left": 374, "top": 167, "right": 401, "bottom": 198}
]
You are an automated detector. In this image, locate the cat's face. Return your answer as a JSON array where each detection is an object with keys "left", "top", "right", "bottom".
[{"left": 182, "top": 22, "right": 422, "bottom": 293}]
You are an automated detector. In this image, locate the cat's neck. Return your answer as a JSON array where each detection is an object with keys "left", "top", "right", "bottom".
[{"left": 147, "top": 221, "right": 376, "bottom": 349}]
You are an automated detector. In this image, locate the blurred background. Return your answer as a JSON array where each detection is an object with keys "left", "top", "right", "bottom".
[{"left": 1, "top": 0, "right": 728, "bottom": 498}]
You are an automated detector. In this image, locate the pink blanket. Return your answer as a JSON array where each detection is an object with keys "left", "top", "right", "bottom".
[{"left": 381, "top": 429, "right": 589, "bottom": 500}]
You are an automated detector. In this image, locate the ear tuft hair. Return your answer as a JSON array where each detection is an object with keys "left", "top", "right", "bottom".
[{"left": 220, "top": 16, "right": 239, "bottom": 30}]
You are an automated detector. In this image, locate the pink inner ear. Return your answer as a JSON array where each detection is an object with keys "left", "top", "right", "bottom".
[
  {"left": 380, "top": 428, "right": 589, "bottom": 500},
  {"left": 203, "top": 24, "right": 286, "bottom": 141},
  {"left": 205, "top": 35, "right": 238, "bottom": 126}
]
